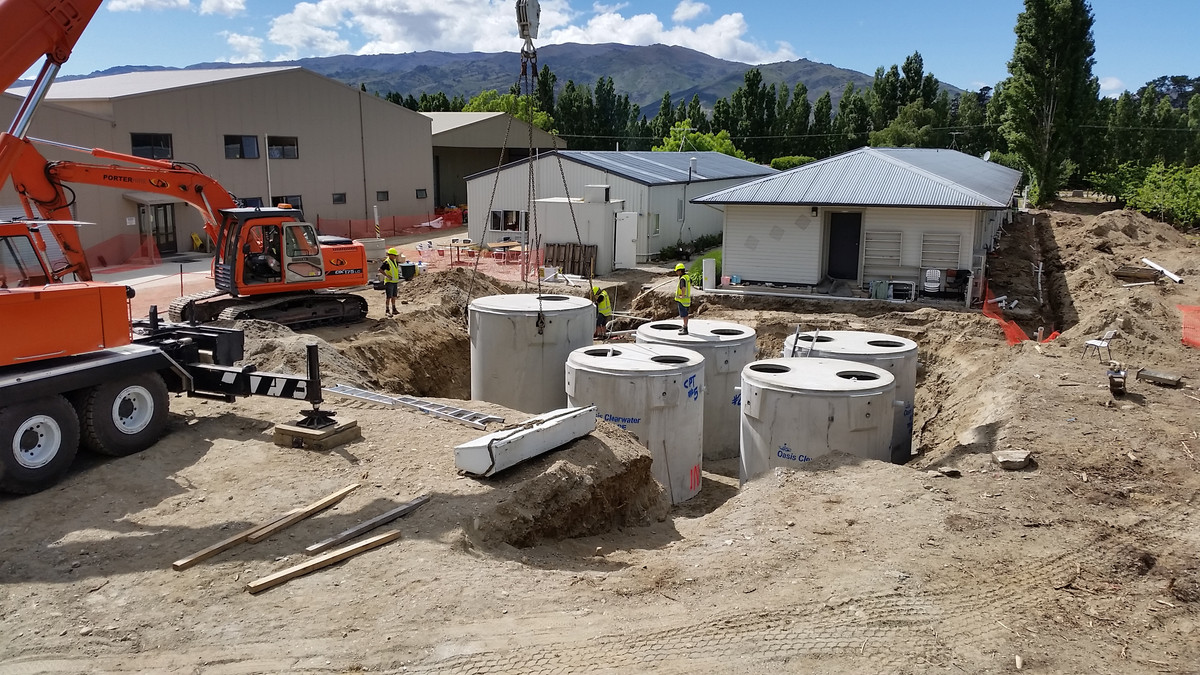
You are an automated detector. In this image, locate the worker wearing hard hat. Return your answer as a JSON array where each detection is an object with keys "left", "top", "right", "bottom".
[
  {"left": 674, "top": 263, "right": 692, "bottom": 335},
  {"left": 592, "top": 285, "right": 612, "bottom": 339},
  {"left": 379, "top": 247, "right": 404, "bottom": 316}
]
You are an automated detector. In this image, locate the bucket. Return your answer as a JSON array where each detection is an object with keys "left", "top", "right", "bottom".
[
  {"left": 399, "top": 262, "right": 417, "bottom": 281},
  {"left": 730, "top": 275, "right": 741, "bottom": 285}
]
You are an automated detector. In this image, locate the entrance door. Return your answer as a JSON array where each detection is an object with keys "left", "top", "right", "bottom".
[
  {"left": 614, "top": 211, "right": 638, "bottom": 269},
  {"left": 826, "top": 212, "right": 862, "bottom": 280},
  {"left": 139, "top": 203, "right": 177, "bottom": 255}
]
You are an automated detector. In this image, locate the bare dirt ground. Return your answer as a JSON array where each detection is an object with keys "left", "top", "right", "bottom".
[{"left": 2, "top": 200, "right": 1198, "bottom": 674}]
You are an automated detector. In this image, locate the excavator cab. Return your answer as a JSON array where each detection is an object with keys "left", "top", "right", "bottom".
[{"left": 215, "top": 207, "right": 328, "bottom": 296}]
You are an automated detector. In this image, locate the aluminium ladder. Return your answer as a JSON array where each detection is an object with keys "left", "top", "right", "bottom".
[{"left": 323, "top": 384, "right": 505, "bottom": 430}]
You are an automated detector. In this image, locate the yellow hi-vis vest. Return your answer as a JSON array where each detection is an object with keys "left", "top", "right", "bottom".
[
  {"left": 675, "top": 275, "right": 692, "bottom": 307},
  {"left": 596, "top": 290, "right": 612, "bottom": 316},
  {"left": 382, "top": 258, "right": 400, "bottom": 283}
]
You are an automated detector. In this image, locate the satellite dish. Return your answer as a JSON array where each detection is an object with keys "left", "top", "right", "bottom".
[{"left": 982, "top": 151, "right": 992, "bottom": 162}]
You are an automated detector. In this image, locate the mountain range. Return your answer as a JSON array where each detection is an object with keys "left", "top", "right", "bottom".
[{"left": 69, "top": 43, "right": 963, "bottom": 118}]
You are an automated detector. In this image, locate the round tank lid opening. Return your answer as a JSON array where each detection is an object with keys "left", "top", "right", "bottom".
[
  {"left": 867, "top": 339, "right": 905, "bottom": 347},
  {"left": 749, "top": 363, "right": 791, "bottom": 374},
  {"left": 649, "top": 323, "right": 681, "bottom": 331},
  {"left": 799, "top": 335, "right": 834, "bottom": 342},
  {"left": 711, "top": 328, "right": 746, "bottom": 336},
  {"left": 837, "top": 370, "right": 880, "bottom": 381},
  {"left": 650, "top": 355, "right": 690, "bottom": 364},
  {"left": 584, "top": 348, "right": 622, "bottom": 357},
  {"left": 535, "top": 295, "right": 571, "bottom": 301}
]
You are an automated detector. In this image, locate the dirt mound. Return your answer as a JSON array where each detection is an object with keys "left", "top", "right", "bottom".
[
  {"left": 471, "top": 423, "right": 668, "bottom": 548},
  {"left": 339, "top": 309, "right": 471, "bottom": 397},
  {"left": 233, "top": 320, "right": 372, "bottom": 388}
]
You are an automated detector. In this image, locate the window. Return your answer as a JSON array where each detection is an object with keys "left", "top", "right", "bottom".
[
  {"left": 864, "top": 231, "right": 903, "bottom": 269},
  {"left": 677, "top": 198, "right": 685, "bottom": 222},
  {"left": 331, "top": 193, "right": 346, "bottom": 205},
  {"left": 131, "top": 133, "right": 172, "bottom": 159},
  {"left": 490, "top": 210, "right": 527, "bottom": 232},
  {"left": 415, "top": 188, "right": 428, "bottom": 199},
  {"left": 266, "top": 136, "right": 299, "bottom": 159},
  {"left": 272, "top": 195, "right": 303, "bottom": 211},
  {"left": 0, "top": 235, "right": 50, "bottom": 287},
  {"left": 376, "top": 191, "right": 389, "bottom": 202},
  {"left": 241, "top": 197, "right": 264, "bottom": 208},
  {"left": 920, "top": 233, "right": 962, "bottom": 269},
  {"left": 650, "top": 213, "right": 661, "bottom": 236},
  {"left": 224, "top": 135, "right": 259, "bottom": 159}
]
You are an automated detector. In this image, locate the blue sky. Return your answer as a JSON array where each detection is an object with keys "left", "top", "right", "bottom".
[{"left": 46, "top": 0, "right": 1198, "bottom": 96}]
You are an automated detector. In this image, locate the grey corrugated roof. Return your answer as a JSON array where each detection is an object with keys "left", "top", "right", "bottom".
[
  {"left": 467, "top": 150, "right": 774, "bottom": 186},
  {"left": 693, "top": 147, "right": 1023, "bottom": 209},
  {"left": 7, "top": 67, "right": 298, "bottom": 100}
]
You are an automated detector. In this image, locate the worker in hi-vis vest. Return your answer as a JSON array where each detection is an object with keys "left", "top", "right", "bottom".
[
  {"left": 379, "top": 247, "right": 402, "bottom": 316},
  {"left": 592, "top": 286, "right": 612, "bottom": 339},
  {"left": 674, "top": 263, "right": 692, "bottom": 335}
]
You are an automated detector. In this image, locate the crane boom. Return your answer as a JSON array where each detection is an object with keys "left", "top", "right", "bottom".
[{"left": 0, "top": 0, "right": 102, "bottom": 92}]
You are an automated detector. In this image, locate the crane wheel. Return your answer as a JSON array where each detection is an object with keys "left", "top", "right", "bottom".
[
  {"left": 0, "top": 396, "right": 81, "bottom": 494},
  {"left": 79, "top": 373, "right": 169, "bottom": 457}
]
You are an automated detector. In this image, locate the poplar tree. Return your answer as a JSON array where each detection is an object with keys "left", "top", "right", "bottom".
[{"left": 1000, "top": 0, "right": 1099, "bottom": 204}]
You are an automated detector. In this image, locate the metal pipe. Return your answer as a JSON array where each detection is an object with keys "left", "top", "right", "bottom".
[
  {"left": 705, "top": 288, "right": 884, "bottom": 303},
  {"left": 8, "top": 61, "right": 60, "bottom": 138}
]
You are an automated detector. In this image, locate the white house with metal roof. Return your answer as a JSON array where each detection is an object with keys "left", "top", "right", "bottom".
[
  {"left": 465, "top": 150, "right": 775, "bottom": 265},
  {"left": 4, "top": 67, "right": 433, "bottom": 265},
  {"left": 693, "top": 147, "right": 1022, "bottom": 304},
  {"left": 423, "top": 112, "right": 563, "bottom": 209}
]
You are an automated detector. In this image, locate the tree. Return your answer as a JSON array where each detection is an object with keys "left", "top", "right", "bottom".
[
  {"left": 870, "top": 100, "right": 938, "bottom": 147},
  {"left": 687, "top": 95, "right": 710, "bottom": 134},
  {"left": 810, "top": 92, "right": 835, "bottom": 157},
  {"left": 1189, "top": 96, "right": 1200, "bottom": 166},
  {"left": 833, "top": 83, "right": 872, "bottom": 153},
  {"left": 782, "top": 83, "right": 811, "bottom": 156},
  {"left": 652, "top": 120, "right": 748, "bottom": 160},
  {"left": 536, "top": 65, "right": 557, "bottom": 121},
  {"left": 462, "top": 90, "right": 553, "bottom": 130},
  {"left": 1000, "top": 0, "right": 1099, "bottom": 205},
  {"left": 955, "top": 92, "right": 988, "bottom": 155}
]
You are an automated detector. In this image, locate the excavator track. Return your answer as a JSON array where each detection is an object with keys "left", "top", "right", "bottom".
[
  {"left": 214, "top": 292, "right": 368, "bottom": 329},
  {"left": 167, "top": 289, "right": 229, "bottom": 323}
]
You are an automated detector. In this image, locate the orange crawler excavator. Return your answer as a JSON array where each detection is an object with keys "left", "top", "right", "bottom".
[{"left": 8, "top": 138, "right": 371, "bottom": 325}]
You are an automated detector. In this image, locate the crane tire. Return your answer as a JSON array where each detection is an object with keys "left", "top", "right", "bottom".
[
  {"left": 0, "top": 396, "right": 80, "bottom": 494},
  {"left": 79, "top": 373, "right": 169, "bottom": 457}
]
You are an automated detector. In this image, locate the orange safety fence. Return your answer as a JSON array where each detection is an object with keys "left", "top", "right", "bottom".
[
  {"left": 1180, "top": 305, "right": 1200, "bottom": 348},
  {"left": 317, "top": 211, "right": 464, "bottom": 240},
  {"left": 981, "top": 282, "right": 1031, "bottom": 346}
]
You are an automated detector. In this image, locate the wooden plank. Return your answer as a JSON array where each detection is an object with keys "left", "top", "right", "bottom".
[
  {"left": 274, "top": 422, "right": 362, "bottom": 451},
  {"left": 273, "top": 419, "right": 359, "bottom": 442},
  {"left": 305, "top": 494, "right": 430, "bottom": 554},
  {"left": 1135, "top": 368, "right": 1183, "bottom": 387},
  {"left": 245, "top": 530, "right": 401, "bottom": 594},
  {"left": 246, "top": 484, "right": 360, "bottom": 544},
  {"left": 172, "top": 507, "right": 304, "bottom": 571}
]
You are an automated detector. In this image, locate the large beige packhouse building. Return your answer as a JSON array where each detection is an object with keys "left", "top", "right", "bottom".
[{"left": 2, "top": 66, "right": 434, "bottom": 267}]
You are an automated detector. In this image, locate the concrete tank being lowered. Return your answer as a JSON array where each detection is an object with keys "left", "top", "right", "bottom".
[
  {"left": 470, "top": 294, "right": 595, "bottom": 414},
  {"left": 566, "top": 343, "right": 705, "bottom": 504},
  {"left": 636, "top": 319, "right": 756, "bottom": 461},
  {"left": 783, "top": 331, "right": 918, "bottom": 464},
  {"left": 740, "top": 358, "right": 896, "bottom": 484}
]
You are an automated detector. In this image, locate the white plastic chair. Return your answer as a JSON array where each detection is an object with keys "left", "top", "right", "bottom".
[{"left": 1082, "top": 330, "right": 1118, "bottom": 360}]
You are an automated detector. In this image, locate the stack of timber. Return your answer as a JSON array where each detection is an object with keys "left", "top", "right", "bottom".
[{"left": 544, "top": 243, "right": 597, "bottom": 277}]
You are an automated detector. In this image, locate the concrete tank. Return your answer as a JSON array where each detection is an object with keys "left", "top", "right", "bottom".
[
  {"left": 470, "top": 294, "right": 594, "bottom": 414},
  {"left": 740, "top": 358, "right": 896, "bottom": 484},
  {"left": 782, "top": 331, "right": 918, "bottom": 464},
  {"left": 636, "top": 319, "right": 757, "bottom": 461},
  {"left": 566, "top": 343, "right": 705, "bottom": 504}
]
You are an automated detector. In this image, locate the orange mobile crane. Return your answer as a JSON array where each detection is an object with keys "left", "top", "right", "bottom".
[{"left": 0, "top": 0, "right": 343, "bottom": 494}]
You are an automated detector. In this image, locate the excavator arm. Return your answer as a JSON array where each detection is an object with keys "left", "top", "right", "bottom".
[{"left": 6, "top": 135, "right": 240, "bottom": 280}]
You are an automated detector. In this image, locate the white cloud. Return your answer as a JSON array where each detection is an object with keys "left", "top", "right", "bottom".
[
  {"left": 224, "top": 32, "right": 264, "bottom": 62},
  {"left": 107, "top": 0, "right": 189, "bottom": 11},
  {"left": 251, "top": 0, "right": 792, "bottom": 65},
  {"left": 200, "top": 0, "right": 245, "bottom": 16},
  {"left": 1099, "top": 76, "right": 1124, "bottom": 95},
  {"left": 672, "top": 0, "right": 708, "bottom": 24}
]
